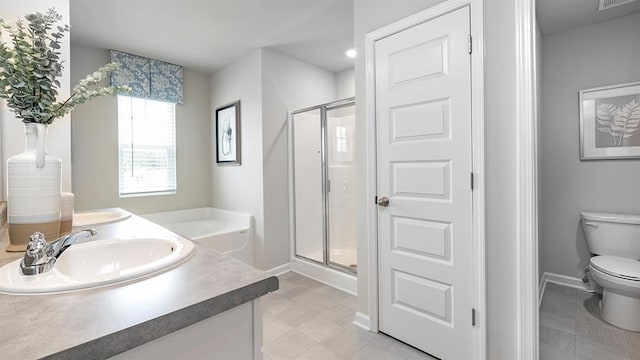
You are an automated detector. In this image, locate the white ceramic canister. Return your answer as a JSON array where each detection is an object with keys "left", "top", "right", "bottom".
[{"left": 7, "top": 123, "right": 62, "bottom": 252}]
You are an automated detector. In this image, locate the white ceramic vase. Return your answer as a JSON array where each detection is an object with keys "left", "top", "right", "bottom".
[{"left": 6, "top": 123, "right": 61, "bottom": 252}]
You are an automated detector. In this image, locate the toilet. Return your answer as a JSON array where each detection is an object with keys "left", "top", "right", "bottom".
[{"left": 581, "top": 211, "right": 640, "bottom": 332}]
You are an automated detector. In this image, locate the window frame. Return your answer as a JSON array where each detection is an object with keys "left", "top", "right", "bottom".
[{"left": 117, "top": 95, "right": 177, "bottom": 197}]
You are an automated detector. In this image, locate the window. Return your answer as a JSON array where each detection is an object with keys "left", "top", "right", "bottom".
[
  {"left": 336, "top": 126, "right": 348, "bottom": 153},
  {"left": 118, "top": 95, "right": 176, "bottom": 196}
]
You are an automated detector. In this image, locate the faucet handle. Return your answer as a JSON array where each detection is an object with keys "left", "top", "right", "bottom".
[
  {"left": 22, "top": 232, "right": 53, "bottom": 267},
  {"left": 26, "top": 232, "right": 47, "bottom": 253}
]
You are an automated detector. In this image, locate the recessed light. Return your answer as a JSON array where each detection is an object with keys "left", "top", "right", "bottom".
[{"left": 345, "top": 49, "right": 357, "bottom": 58}]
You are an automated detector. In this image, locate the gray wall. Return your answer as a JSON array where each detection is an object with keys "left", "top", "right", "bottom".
[
  {"left": 539, "top": 13, "right": 640, "bottom": 280},
  {"left": 261, "top": 48, "right": 336, "bottom": 269},
  {"left": 210, "top": 49, "right": 265, "bottom": 267},
  {"left": 70, "top": 44, "right": 212, "bottom": 214},
  {"left": 210, "top": 48, "right": 336, "bottom": 270},
  {"left": 335, "top": 68, "right": 355, "bottom": 99}
]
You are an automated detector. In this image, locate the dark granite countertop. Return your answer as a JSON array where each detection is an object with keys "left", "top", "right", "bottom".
[{"left": 0, "top": 210, "right": 278, "bottom": 359}]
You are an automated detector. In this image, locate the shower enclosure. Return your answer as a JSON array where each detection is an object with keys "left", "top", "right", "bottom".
[{"left": 290, "top": 97, "right": 357, "bottom": 274}]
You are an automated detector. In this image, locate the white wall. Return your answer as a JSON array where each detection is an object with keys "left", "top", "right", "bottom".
[
  {"left": 484, "top": 0, "right": 519, "bottom": 357},
  {"left": 539, "top": 13, "right": 640, "bottom": 280},
  {"left": 71, "top": 44, "right": 212, "bottom": 213},
  {"left": 210, "top": 49, "right": 265, "bottom": 266},
  {"left": 335, "top": 68, "right": 355, "bottom": 99},
  {"left": 260, "top": 48, "right": 336, "bottom": 270},
  {"left": 536, "top": 18, "right": 543, "bottom": 281},
  {"left": 0, "top": 54, "right": 3, "bottom": 202},
  {"left": 0, "top": 1, "right": 72, "bottom": 198}
]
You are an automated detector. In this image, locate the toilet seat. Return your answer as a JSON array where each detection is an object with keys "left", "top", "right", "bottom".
[{"left": 590, "top": 256, "right": 640, "bottom": 281}]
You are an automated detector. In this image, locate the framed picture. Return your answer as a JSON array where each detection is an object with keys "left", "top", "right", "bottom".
[
  {"left": 215, "top": 101, "right": 241, "bottom": 165},
  {"left": 580, "top": 81, "right": 640, "bottom": 160}
]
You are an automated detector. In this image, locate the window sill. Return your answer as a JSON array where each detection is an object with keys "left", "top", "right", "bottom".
[{"left": 119, "top": 190, "right": 177, "bottom": 199}]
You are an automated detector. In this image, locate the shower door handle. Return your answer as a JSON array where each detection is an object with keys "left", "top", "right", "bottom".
[{"left": 377, "top": 196, "right": 390, "bottom": 207}]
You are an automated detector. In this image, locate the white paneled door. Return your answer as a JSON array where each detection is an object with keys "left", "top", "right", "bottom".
[{"left": 375, "top": 6, "right": 473, "bottom": 360}]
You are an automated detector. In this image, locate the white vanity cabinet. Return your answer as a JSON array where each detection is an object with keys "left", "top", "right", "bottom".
[{"left": 111, "top": 300, "right": 263, "bottom": 360}]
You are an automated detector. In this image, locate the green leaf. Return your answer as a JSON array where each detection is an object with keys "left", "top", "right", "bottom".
[{"left": 0, "top": 8, "right": 125, "bottom": 123}]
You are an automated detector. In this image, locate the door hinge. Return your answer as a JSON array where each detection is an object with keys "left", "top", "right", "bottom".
[
  {"left": 470, "top": 172, "right": 474, "bottom": 190},
  {"left": 468, "top": 34, "right": 472, "bottom": 54},
  {"left": 472, "top": 308, "right": 476, "bottom": 326}
]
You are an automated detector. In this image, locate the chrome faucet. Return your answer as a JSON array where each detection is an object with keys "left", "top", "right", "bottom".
[{"left": 20, "top": 229, "right": 97, "bottom": 275}]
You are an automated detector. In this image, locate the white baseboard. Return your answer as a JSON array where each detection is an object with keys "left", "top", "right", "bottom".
[
  {"left": 265, "top": 263, "right": 292, "bottom": 276},
  {"left": 291, "top": 257, "right": 357, "bottom": 296},
  {"left": 539, "top": 271, "right": 587, "bottom": 306},
  {"left": 353, "top": 312, "right": 371, "bottom": 331}
]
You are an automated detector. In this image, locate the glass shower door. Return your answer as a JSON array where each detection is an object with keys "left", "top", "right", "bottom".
[
  {"left": 292, "top": 109, "right": 324, "bottom": 263},
  {"left": 291, "top": 98, "right": 356, "bottom": 274},
  {"left": 326, "top": 104, "right": 357, "bottom": 270}
]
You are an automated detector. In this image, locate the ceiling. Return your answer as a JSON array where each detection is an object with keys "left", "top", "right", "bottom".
[
  {"left": 70, "top": 0, "right": 354, "bottom": 74},
  {"left": 537, "top": 0, "right": 640, "bottom": 36}
]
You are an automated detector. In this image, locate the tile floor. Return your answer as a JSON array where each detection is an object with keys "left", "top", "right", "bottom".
[
  {"left": 262, "top": 272, "right": 437, "bottom": 360},
  {"left": 540, "top": 282, "right": 640, "bottom": 360}
]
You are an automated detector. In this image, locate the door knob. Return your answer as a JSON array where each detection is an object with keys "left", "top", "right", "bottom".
[{"left": 377, "top": 196, "right": 390, "bottom": 207}]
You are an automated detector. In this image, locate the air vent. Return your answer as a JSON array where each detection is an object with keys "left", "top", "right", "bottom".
[{"left": 599, "top": 0, "right": 637, "bottom": 11}]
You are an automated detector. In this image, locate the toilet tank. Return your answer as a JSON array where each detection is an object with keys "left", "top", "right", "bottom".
[{"left": 581, "top": 212, "right": 640, "bottom": 259}]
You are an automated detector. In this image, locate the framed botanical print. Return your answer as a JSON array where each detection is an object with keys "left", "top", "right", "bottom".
[
  {"left": 215, "top": 101, "right": 241, "bottom": 165},
  {"left": 580, "top": 82, "right": 640, "bottom": 160}
]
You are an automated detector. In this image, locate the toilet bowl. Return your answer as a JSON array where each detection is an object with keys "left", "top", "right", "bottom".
[
  {"left": 588, "top": 256, "right": 640, "bottom": 331},
  {"left": 581, "top": 212, "right": 640, "bottom": 332}
]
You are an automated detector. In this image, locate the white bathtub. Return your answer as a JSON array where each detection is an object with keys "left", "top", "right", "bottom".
[{"left": 142, "top": 208, "right": 254, "bottom": 266}]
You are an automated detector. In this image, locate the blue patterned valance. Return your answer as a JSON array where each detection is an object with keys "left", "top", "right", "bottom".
[{"left": 110, "top": 50, "right": 184, "bottom": 104}]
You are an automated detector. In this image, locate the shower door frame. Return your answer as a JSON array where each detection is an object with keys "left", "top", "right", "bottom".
[{"left": 289, "top": 97, "right": 356, "bottom": 275}]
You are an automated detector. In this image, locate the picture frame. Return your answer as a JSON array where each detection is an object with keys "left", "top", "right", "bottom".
[
  {"left": 215, "top": 101, "right": 241, "bottom": 165},
  {"left": 580, "top": 81, "right": 640, "bottom": 160}
]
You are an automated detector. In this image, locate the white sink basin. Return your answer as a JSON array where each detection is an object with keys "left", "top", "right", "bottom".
[
  {"left": 0, "top": 237, "right": 194, "bottom": 294},
  {"left": 73, "top": 209, "right": 131, "bottom": 228}
]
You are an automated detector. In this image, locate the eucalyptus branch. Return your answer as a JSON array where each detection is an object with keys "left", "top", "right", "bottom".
[
  {"left": 45, "top": 92, "right": 76, "bottom": 124},
  {"left": 0, "top": 8, "right": 129, "bottom": 125},
  {"left": 55, "top": 92, "right": 76, "bottom": 111}
]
